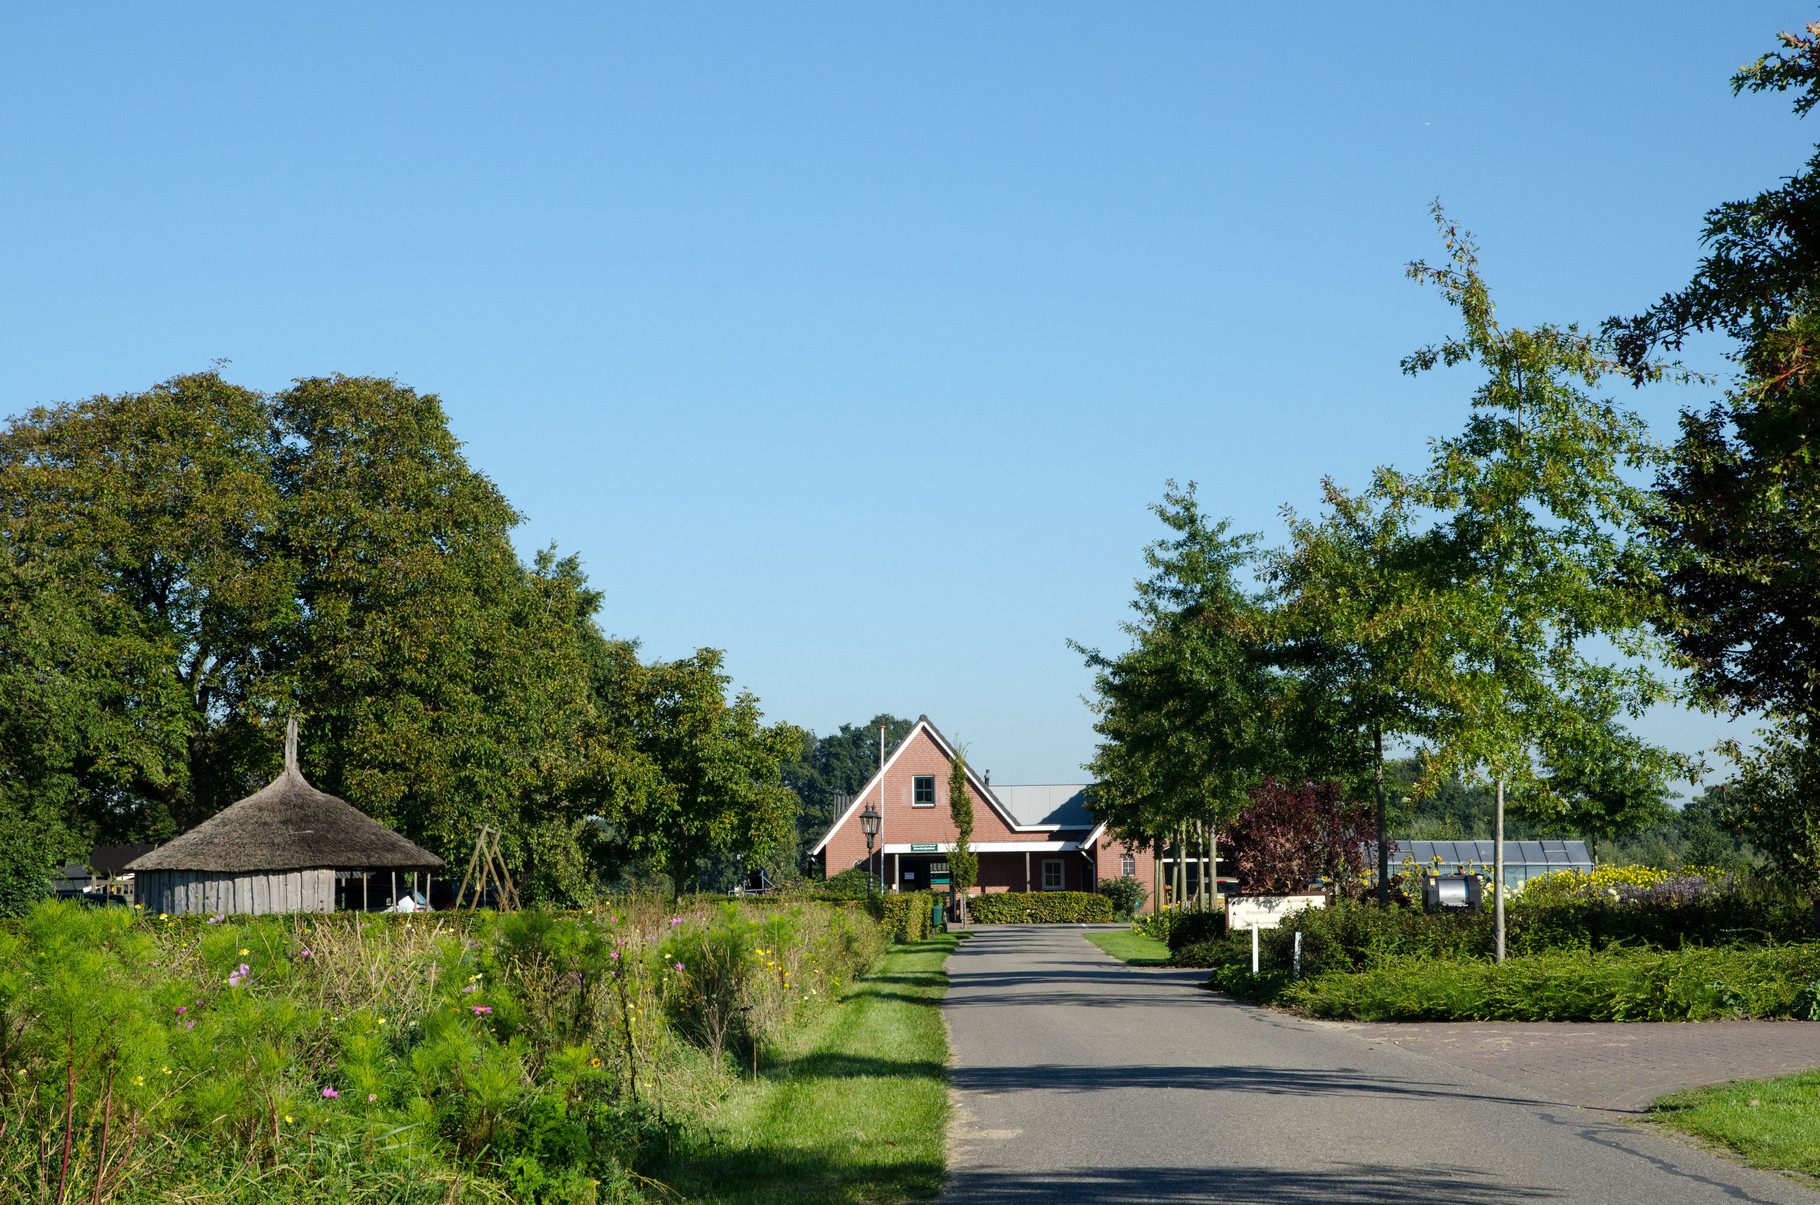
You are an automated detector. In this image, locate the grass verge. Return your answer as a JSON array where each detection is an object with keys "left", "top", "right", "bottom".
[
  {"left": 649, "top": 933, "right": 960, "bottom": 1205},
  {"left": 1651, "top": 1069, "right": 1820, "bottom": 1179},
  {"left": 1084, "top": 930, "right": 1172, "bottom": 966}
]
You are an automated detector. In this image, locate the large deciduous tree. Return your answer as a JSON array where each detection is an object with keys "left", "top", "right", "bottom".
[
  {"left": 1607, "top": 23, "right": 1820, "bottom": 891},
  {"left": 589, "top": 642, "right": 802, "bottom": 893}
]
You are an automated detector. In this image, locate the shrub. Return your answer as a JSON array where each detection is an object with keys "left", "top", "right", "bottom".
[
  {"left": 1163, "top": 909, "right": 1228, "bottom": 951},
  {"left": 1226, "top": 779, "right": 1369, "bottom": 893},
  {"left": 0, "top": 897, "right": 889, "bottom": 1203},
  {"left": 968, "top": 892, "right": 1114, "bottom": 924},
  {"left": 1170, "top": 935, "right": 1249, "bottom": 969},
  {"left": 867, "top": 891, "right": 941, "bottom": 941},
  {"left": 1274, "top": 943, "right": 1820, "bottom": 1022},
  {"left": 805, "top": 866, "right": 873, "bottom": 900},
  {"left": 1098, "top": 875, "right": 1149, "bottom": 918}
]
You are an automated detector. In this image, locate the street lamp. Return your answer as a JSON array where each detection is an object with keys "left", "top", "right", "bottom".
[{"left": 859, "top": 803, "right": 882, "bottom": 896}]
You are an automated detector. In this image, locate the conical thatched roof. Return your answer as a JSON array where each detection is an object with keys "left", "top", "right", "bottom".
[{"left": 127, "top": 720, "right": 445, "bottom": 874}]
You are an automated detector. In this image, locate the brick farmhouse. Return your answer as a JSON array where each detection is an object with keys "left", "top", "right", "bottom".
[{"left": 810, "top": 715, "right": 1152, "bottom": 907}]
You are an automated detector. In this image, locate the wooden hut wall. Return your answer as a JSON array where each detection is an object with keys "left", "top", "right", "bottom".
[{"left": 135, "top": 869, "right": 337, "bottom": 915}]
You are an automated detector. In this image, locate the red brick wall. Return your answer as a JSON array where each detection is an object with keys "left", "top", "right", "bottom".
[{"left": 816, "top": 721, "right": 1157, "bottom": 910}]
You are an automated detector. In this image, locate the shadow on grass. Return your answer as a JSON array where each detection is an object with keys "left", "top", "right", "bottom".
[
  {"left": 941, "top": 1161, "right": 1559, "bottom": 1203},
  {"left": 768, "top": 1051, "right": 946, "bottom": 1082},
  {"left": 655, "top": 1149, "right": 944, "bottom": 1205}
]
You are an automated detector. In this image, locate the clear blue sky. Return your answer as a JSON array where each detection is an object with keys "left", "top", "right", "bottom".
[{"left": 0, "top": 4, "right": 1807, "bottom": 786}]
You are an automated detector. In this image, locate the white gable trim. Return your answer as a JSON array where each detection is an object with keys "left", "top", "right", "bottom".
[{"left": 807, "top": 720, "right": 924, "bottom": 857}]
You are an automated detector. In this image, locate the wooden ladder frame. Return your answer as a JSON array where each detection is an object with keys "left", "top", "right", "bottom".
[{"left": 453, "top": 825, "right": 520, "bottom": 912}]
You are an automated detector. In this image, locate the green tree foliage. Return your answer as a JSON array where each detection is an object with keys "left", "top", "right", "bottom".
[
  {"left": 1265, "top": 479, "right": 1447, "bottom": 899},
  {"left": 1607, "top": 24, "right": 1820, "bottom": 888},
  {"left": 1074, "top": 482, "right": 1284, "bottom": 858},
  {"left": 1387, "top": 208, "right": 1684, "bottom": 836},
  {"left": 782, "top": 715, "right": 912, "bottom": 873},
  {"left": 947, "top": 742, "right": 977, "bottom": 918},
  {"left": 590, "top": 642, "right": 803, "bottom": 894},
  {"left": 0, "top": 370, "right": 801, "bottom": 909}
]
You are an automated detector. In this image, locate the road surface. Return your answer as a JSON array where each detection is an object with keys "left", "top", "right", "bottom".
[{"left": 941, "top": 925, "right": 1817, "bottom": 1204}]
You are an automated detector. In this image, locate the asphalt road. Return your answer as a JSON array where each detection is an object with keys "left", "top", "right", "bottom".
[{"left": 940, "top": 925, "right": 1819, "bottom": 1204}]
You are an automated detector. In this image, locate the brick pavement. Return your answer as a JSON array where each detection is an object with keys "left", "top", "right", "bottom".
[{"left": 1325, "top": 1019, "right": 1820, "bottom": 1113}]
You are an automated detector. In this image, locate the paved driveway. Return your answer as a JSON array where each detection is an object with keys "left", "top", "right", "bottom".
[{"left": 941, "top": 925, "right": 1819, "bottom": 1204}]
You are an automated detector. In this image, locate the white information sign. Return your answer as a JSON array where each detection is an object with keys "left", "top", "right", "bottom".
[{"left": 1225, "top": 893, "right": 1326, "bottom": 932}]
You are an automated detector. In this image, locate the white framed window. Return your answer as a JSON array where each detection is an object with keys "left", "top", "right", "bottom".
[
  {"left": 912, "top": 775, "right": 936, "bottom": 806},
  {"left": 1041, "top": 859, "right": 1064, "bottom": 891},
  {"left": 1120, "top": 853, "right": 1136, "bottom": 877}
]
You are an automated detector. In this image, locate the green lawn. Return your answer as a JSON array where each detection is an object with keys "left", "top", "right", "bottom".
[
  {"left": 650, "top": 933, "right": 960, "bottom": 1205},
  {"left": 1651, "top": 1069, "right": 1820, "bottom": 1179},
  {"left": 1084, "top": 928, "right": 1172, "bottom": 966}
]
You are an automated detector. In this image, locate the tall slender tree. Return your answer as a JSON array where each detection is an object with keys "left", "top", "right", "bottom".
[
  {"left": 1075, "top": 483, "right": 1284, "bottom": 902},
  {"left": 1391, "top": 207, "right": 1687, "bottom": 955},
  {"left": 1265, "top": 480, "right": 1446, "bottom": 903},
  {"left": 947, "top": 741, "right": 977, "bottom": 921}
]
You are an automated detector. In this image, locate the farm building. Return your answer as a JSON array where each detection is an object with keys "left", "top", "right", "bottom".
[{"left": 128, "top": 719, "right": 445, "bottom": 915}]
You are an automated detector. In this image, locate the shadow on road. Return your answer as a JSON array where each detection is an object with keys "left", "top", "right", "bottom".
[
  {"left": 952, "top": 1061, "right": 1543, "bottom": 1107},
  {"left": 943, "top": 1161, "right": 1560, "bottom": 1203}
]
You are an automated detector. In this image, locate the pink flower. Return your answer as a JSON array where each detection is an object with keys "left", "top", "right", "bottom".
[
  {"left": 175, "top": 1006, "right": 187, "bottom": 1015},
  {"left": 299, "top": 949, "right": 312, "bottom": 959},
  {"left": 368, "top": 1093, "right": 377, "bottom": 1102},
  {"left": 461, "top": 984, "right": 477, "bottom": 994},
  {"left": 181, "top": 1020, "right": 194, "bottom": 1030},
  {"left": 472, "top": 1006, "right": 492, "bottom": 1015},
  {"left": 322, "top": 1088, "right": 339, "bottom": 1099},
  {"left": 609, "top": 951, "right": 621, "bottom": 960},
  {"left": 673, "top": 962, "right": 685, "bottom": 972},
  {"left": 669, "top": 918, "right": 682, "bottom": 926},
  {"left": 226, "top": 964, "right": 251, "bottom": 987}
]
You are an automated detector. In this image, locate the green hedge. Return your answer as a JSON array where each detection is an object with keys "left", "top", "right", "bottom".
[
  {"left": 968, "top": 892, "right": 1114, "bottom": 924},
  {"left": 1260, "top": 943, "right": 1820, "bottom": 1022},
  {"left": 867, "top": 890, "right": 942, "bottom": 941}
]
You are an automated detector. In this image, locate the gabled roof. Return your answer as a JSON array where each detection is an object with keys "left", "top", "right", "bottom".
[
  {"left": 128, "top": 720, "right": 445, "bottom": 875},
  {"left": 809, "top": 716, "right": 1100, "bottom": 856}
]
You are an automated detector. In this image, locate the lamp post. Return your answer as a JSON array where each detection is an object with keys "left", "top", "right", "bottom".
[{"left": 859, "top": 803, "right": 882, "bottom": 897}]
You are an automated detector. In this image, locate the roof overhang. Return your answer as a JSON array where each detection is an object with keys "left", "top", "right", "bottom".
[{"left": 883, "top": 840, "right": 1085, "bottom": 853}]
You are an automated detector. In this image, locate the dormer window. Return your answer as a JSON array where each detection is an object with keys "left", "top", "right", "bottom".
[{"left": 913, "top": 776, "right": 936, "bottom": 806}]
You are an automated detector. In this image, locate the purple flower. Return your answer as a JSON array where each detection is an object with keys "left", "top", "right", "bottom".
[
  {"left": 299, "top": 948, "right": 312, "bottom": 959},
  {"left": 181, "top": 1020, "right": 195, "bottom": 1030},
  {"left": 322, "top": 1088, "right": 339, "bottom": 1099},
  {"left": 461, "top": 984, "right": 477, "bottom": 994},
  {"left": 472, "top": 1005, "right": 493, "bottom": 1015},
  {"left": 368, "top": 1093, "right": 377, "bottom": 1102},
  {"left": 609, "top": 951, "right": 621, "bottom": 960},
  {"left": 226, "top": 963, "right": 251, "bottom": 988},
  {"left": 669, "top": 918, "right": 682, "bottom": 926},
  {"left": 673, "top": 962, "right": 685, "bottom": 972},
  {"left": 175, "top": 1006, "right": 187, "bottom": 1015}
]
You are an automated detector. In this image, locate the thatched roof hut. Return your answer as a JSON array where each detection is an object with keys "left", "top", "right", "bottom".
[{"left": 129, "top": 719, "right": 445, "bottom": 915}]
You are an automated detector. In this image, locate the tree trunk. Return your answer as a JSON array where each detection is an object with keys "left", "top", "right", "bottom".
[
  {"left": 1374, "top": 725, "right": 1388, "bottom": 906},
  {"left": 1494, "top": 778, "right": 1506, "bottom": 963}
]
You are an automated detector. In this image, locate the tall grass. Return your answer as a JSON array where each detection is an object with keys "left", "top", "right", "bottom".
[{"left": 0, "top": 898, "right": 887, "bottom": 1204}]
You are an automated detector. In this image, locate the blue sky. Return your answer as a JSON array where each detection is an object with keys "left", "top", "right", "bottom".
[{"left": 0, "top": 4, "right": 1809, "bottom": 787}]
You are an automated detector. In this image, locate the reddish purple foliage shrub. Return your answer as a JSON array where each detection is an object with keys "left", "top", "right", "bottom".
[{"left": 1226, "top": 779, "right": 1370, "bottom": 895}]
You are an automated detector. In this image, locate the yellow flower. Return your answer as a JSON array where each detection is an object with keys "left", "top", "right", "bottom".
[
  {"left": 285, "top": 1114, "right": 293, "bottom": 1123},
  {"left": 131, "top": 1075, "right": 144, "bottom": 1085},
  {"left": 161, "top": 1067, "right": 171, "bottom": 1075},
  {"left": 239, "top": 948, "right": 249, "bottom": 955}
]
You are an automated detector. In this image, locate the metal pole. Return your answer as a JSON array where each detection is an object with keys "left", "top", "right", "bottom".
[{"left": 1494, "top": 778, "right": 1506, "bottom": 963}]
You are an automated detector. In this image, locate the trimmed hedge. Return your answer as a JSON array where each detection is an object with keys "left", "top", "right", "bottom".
[
  {"left": 1258, "top": 943, "right": 1820, "bottom": 1022},
  {"left": 968, "top": 891, "right": 1114, "bottom": 924},
  {"left": 868, "top": 890, "right": 942, "bottom": 941}
]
